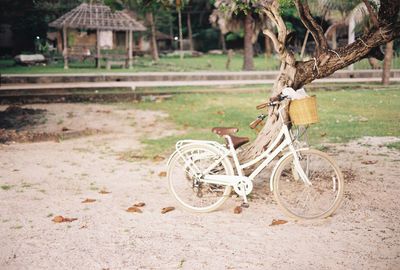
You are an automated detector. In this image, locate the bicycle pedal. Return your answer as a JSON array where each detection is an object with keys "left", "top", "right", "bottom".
[{"left": 241, "top": 202, "right": 250, "bottom": 208}]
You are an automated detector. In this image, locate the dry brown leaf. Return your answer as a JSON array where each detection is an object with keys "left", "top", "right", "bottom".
[
  {"left": 52, "top": 216, "right": 64, "bottom": 223},
  {"left": 153, "top": 155, "right": 165, "bottom": 162},
  {"left": 81, "top": 198, "right": 96, "bottom": 203},
  {"left": 126, "top": 206, "right": 142, "bottom": 213},
  {"left": 133, "top": 202, "right": 146, "bottom": 207},
  {"left": 216, "top": 110, "right": 225, "bottom": 115},
  {"left": 52, "top": 216, "right": 78, "bottom": 223},
  {"left": 158, "top": 171, "right": 167, "bottom": 177},
  {"left": 233, "top": 206, "right": 242, "bottom": 214},
  {"left": 269, "top": 219, "right": 288, "bottom": 226},
  {"left": 99, "top": 190, "right": 111, "bottom": 194},
  {"left": 161, "top": 206, "right": 175, "bottom": 214},
  {"left": 361, "top": 160, "right": 378, "bottom": 165}
]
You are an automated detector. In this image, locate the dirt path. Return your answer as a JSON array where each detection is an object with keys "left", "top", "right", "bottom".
[{"left": 0, "top": 103, "right": 399, "bottom": 270}]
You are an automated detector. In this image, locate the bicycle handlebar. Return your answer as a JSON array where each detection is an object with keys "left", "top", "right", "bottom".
[{"left": 256, "top": 95, "right": 288, "bottom": 110}]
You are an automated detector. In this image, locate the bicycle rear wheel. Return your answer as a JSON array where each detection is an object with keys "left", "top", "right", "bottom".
[
  {"left": 273, "top": 149, "right": 344, "bottom": 220},
  {"left": 167, "top": 144, "right": 234, "bottom": 213}
]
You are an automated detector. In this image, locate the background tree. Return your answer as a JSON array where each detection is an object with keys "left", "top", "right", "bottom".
[
  {"left": 210, "top": 0, "right": 270, "bottom": 70},
  {"left": 123, "top": 0, "right": 172, "bottom": 62},
  {"left": 239, "top": 0, "right": 400, "bottom": 161}
]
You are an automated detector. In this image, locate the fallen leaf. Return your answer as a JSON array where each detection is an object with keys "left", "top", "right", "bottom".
[
  {"left": 158, "top": 171, "right": 167, "bottom": 177},
  {"left": 361, "top": 160, "right": 378, "bottom": 165},
  {"left": 52, "top": 216, "right": 78, "bottom": 223},
  {"left": 153, "top": 155, "right": 165, "bottom": 162},
  {"left": 233, "top": 206, "right": 242, "bottom": 214},
  {"left": 216, "top": 110, "right": 225, "bottom": 115},
  {"left": 269, "top": 219, "right": 288, "bottom": 226},
  {"left": 61, "top": 127, "right": 70, "bottom": 132},
  {"left": 133, "top": 202, "right": 146, "bottom": 207},
  {"left": 99, "top": 190, "right": 111, "bottom": 194},
  {"left": 161, "top": 206, "right": 175, "bottom": 214},
  {"left": 52, "top": 216, "right": 64, "bottom": 223},
  {"left": 81, "top": 198, "right": 96, "bottom": 203},
  {"left": 126, "top": 206, "right": 142, "bottom": 213}
]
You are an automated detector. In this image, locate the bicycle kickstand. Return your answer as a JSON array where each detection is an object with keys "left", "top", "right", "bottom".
[{"left": 240, "top": 183, "right": 250, "bottom": 208}]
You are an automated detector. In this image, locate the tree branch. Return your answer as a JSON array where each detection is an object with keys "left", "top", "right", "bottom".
[
  {"left": 362, "top": 0, "right": 379, "bottom": 28},
  {"left": 294, "top": 0, "right": 328, "bottom": 55},
  {"left": 294, "top": 25, "right": 400, "bottom": 88}
]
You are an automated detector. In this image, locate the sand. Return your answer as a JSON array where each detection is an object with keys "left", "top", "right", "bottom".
[{"left": 0, "top": 103, "right": 399, "bottom": 270}]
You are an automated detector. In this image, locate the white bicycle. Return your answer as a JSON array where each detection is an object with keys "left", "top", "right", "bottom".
[{"left": 167, "top": 95, "right": 344, "bottom": 220}]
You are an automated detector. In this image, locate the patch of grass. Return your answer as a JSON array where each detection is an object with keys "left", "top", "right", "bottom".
[
  {"left": 123, "top": 87, "right": 400, "bottom": 156},
  {"left": 386, "top": 141, "right": 400, "bottom": 150},
  {"left": 2, "top": 54, "right": 399, "bottom": 74},
  {"left": 1, "top": 185, "right": 13, "bottom": 191}
]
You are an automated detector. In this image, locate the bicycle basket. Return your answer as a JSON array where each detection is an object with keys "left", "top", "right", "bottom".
[{"left": 289, "top": 95, "right": 319, "bottom": 126}]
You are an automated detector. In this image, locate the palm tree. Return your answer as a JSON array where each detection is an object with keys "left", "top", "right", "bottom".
[{"left": 210, "top": 0, "right": 269, "bottom": 71}]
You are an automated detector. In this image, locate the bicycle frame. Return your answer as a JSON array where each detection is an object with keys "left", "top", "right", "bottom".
[{"left": 170, "top": 106, "right": 312, "bottom": 203}]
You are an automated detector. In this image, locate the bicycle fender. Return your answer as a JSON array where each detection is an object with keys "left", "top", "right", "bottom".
[
  {"left": 166, "top": 142, "right": 229, "bottom": 166},
  {"left": 269, "top": 147, "right": 309, "bottom": 191}
]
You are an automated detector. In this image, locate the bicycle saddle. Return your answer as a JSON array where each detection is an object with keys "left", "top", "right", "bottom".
[
  {"left": 212, "top": 127, "right": 249, "bottom": 149},
  {"left": 229, "top": 135, "right": 250, "bottom": 149},
  {"left": 211, "top": 127, "right": 239, "bottom": 136}
]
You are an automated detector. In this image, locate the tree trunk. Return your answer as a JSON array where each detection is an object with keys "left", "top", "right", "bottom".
[
  {"left": 300, "top": 30, "right": 310, "bottom": 59},
  {"left": 243, "top": 13, "right": 254, "bottom": 71},
  {"left": 187, "top": 12, "right": 194, "bottom": 52},
  {"left": 239, "top": 63, "right": 294, "bottom": 162},
  {"left": 265, "top": 36, "right": 272, "bottom": 57},
  {"left": 146, "top": 12, "right": 159, "bottom": 62},
  {"left": 178, "top": 9, "right": 184, "bottom": 60},
  {"left": 220, "top": 31, "right": 227, "bottom": 54},
  {"left": 382, "top": 40, "right": 393, "bottom": 85}
]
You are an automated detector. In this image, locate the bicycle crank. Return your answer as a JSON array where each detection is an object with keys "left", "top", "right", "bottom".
[{"left": 233, "top": 178, "right": 253, "bottom": 196}]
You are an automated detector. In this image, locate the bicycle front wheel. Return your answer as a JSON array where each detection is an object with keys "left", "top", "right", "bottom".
[
  {"left": 273, "top": 149, "right": 344, "bottom": 220},
  {"left": 167, "top": 144, "right": 234, "bottom": 213}
]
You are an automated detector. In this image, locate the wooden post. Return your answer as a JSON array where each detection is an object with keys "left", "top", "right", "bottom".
[
  {"left": 96, "top": 29, "right": 101, "bottom": 69},
  {"left": 63, "top": 26, "right": 68, "bottom": 69},
  {"left": 125, "top": 30, "right": 129, "bottom": 68},
  {"left": 128, "top": 30, "right": 133, "bottom": 69},
  {"left": 57, "top": 31, "right": 63, "bottom": 53}
]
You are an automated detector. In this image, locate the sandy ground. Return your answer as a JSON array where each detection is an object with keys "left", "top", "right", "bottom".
[{"left": 0, "top": 103, "right": 399, "bottom": 270}]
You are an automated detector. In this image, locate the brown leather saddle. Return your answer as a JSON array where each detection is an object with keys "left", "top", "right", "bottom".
[{"left": 211, "top": 127, "right": 250, "bottom": 149}]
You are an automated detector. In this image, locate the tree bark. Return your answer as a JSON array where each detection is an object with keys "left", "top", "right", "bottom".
[
  {"left": 382, "top": 40, "right": 394, "bottom": 85},
  {"left": 243, "top": 12, "right": 254, "bottom": 71},
  {"left": 178, "top": 9, "right": 184, "bottom": 60},
  {"left": 187, "top": 12, "right": 194, "bottom": 52},
  {"left": 146, "top": 12, "right": 159, "bottom": 62}
]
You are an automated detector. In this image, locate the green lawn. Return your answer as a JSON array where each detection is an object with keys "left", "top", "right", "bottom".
[
  {"left": 120, "top": 85, "right": 400, "bottom": 157},
  {"left": 1, "top": 53, "right": 399, "bottom": 74}
]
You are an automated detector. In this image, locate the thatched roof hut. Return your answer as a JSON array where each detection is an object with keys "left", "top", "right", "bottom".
[
  {"left": 49, "top": 3, "right": 146, "bottom": 32},
  {"left": 49, "top": 3, "right": 146, "bottom": 69}
]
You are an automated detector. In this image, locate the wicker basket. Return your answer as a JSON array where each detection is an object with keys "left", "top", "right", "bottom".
[{"left": 289, "top": 95, "right": 319, "bottom": 126}]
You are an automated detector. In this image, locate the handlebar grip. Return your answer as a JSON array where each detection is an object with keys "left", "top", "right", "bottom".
[
  {"left": 249, "top": 118, "right": 263, "bottom": 129},
  {"left": 269, "top": 95, "right": 281, "bottom": 102},
  {"left": 256, "top": 103, "right": 268, "bottom": 110}
]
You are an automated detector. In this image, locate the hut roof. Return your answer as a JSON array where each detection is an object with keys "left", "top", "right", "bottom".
[{"left": 49, "top": 3, "right": 146, "bottom": 31}]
